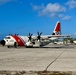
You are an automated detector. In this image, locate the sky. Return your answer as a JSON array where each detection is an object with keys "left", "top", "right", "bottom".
[{"left": 0, "top": 0, "right": 76, "bottom": 39}]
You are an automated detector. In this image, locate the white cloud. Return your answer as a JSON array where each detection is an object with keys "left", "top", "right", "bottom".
[
  {"left": 38, "top": 3, "right": 66, "bottom": 16},
  {"left": 31, "top": 3, "right": 71, "bottom": 20},
  {"left": 42, "top": 3, "right": 66, "bottom": 13},
  {"left": 58, "top": 14, "right": 64, "bottom": 18},
  {"left": 31, "top": 3, "right": 44, "bottom": 11},
  {"left": 62, "top": 15, "right": 71, "bottom": 20},
  {"left": 0, "top": 0, "right": 17, "bottom": 5},
  {"left": 66, "top": 0, "right": 76, "bottom": 9},
  {"left": 50, "top": 13, "right": 57, "bottom": 17},
  {"left": 57, "top": 14, "right": 71, "bottom": 20}
]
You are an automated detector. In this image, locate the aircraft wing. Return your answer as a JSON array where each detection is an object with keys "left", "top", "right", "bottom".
[
  {"left": 47, "top": 34, "right": 71, "bottom": 38},
  {"left": 31, "top": 34, "right": 71, "bottom": 41}
]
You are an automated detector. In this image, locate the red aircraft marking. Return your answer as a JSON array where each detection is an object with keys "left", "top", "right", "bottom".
[
  {"left": 12, "top": 35, "right": 25, "bottom": 46},
  {"left": 55, "top": 22, "right": 60, "bottom": 32}
]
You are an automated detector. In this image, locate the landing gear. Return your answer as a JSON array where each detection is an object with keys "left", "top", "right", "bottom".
[
  {"left": 14, "top": 42, "right": 18, "bottom": 48},
  {"left": 7, "top": 42, "right": 18, "bottom": 48},
  {"left": 26, "top": 46, "right": 33, "bottom": 48},
  {"left": 7, "top": 46, "right": 10, "bottom": 48}
]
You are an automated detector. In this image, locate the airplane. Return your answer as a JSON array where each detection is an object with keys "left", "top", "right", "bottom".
[{"left": 0, "top": 21, "right": 70, "bottom": 48}]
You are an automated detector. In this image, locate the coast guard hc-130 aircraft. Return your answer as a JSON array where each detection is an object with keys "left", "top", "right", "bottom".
[{"left": 0, "top": 21, "right": 70, "bottom": 48}]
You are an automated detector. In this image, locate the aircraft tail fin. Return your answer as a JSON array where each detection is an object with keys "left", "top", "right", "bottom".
[{"left": 52, "top": 21, "right": 61, "bottom": 35}]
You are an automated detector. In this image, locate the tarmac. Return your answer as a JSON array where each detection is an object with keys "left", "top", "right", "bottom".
[{"left": 0, "top": 44, "right": 76, "bottom": 74}]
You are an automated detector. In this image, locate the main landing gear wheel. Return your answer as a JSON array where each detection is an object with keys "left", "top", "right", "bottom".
[{"left": 14, "top": 42, "right": 18, "bottom": 48}]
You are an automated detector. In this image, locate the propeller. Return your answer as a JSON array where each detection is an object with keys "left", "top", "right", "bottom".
[
  {"left": 37, "top": 32, "right": 42, "bottom": 41},
  {"left": 28, "top": 33, "right": 33, "bottom": 41},
  {"left": 15, "top": 34, "right": 19, "bottom": 36}
]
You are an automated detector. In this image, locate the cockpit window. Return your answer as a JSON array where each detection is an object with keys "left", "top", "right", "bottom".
[{"left": 5, "top": 37, "right": 11, "bottom": 39}]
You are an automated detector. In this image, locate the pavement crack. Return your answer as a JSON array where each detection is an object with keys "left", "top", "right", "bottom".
[{"left": 45, "top": 49, "right": 66, "bottom": 71}]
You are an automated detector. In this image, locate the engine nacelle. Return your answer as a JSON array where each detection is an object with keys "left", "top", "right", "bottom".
[{"left": 26, "top": 41, "right": 33, "bottom": 47}]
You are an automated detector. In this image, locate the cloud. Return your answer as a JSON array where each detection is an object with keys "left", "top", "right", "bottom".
[
  {"left": 38, "top": 3, "right": 66, "bottom": 16},
  {"left": 50, "top": 13, "right": 57, "bottom": 17},
  {"left": 31, "top": 3, "right": 71, "bottom": 20},
  {"left": 66, "top": 0, "right": 76, "bottom": 9},
  {"left": 0, "top": 0, "right": 17, "bottom": 5},
  {"left": 58, "top": 14, "right": 71, "bottom": 20},
  {"left": 42, "top": 3, "right": 66, "bottom": 13},
  {"left": 31, "top": 3, "right": 44, "bottom": 11},
  {"left": 62, "top": 15, "right": 71, "bottom": 20},
  {"left": 58, "top": 14, "right": 64, "bottom": 18}
]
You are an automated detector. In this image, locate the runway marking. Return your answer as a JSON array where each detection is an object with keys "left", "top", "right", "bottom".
[{"left": 45, "top": 49, "right": 67, "bottom": 71}]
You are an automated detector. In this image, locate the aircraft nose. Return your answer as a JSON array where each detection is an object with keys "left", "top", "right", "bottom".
[{"left": 0, "top": 40, "right": 5, "bottom": 46}]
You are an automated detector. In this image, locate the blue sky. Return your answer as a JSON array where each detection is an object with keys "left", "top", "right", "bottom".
[{"left": 0, "top": 0, "right": 76, "bottom": 39}]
